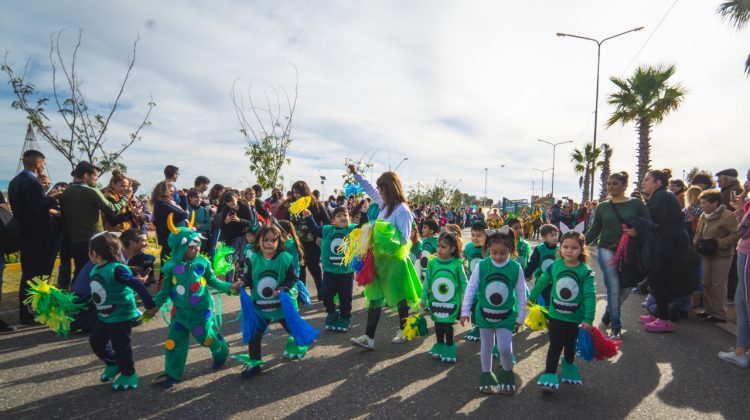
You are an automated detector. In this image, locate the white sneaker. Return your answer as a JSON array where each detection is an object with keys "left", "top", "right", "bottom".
[
  {"left": 350, "top": 335, "right": 375, "bottom": 350},
  {"left": 718, "top": 350, "right": 750, "bottom": 368},
  {"left": 391, "top": 331, "right": 407, "bottom": 344}
]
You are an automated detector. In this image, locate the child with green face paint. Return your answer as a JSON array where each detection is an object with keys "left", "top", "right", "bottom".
[
  {"left": 421, "top": 232, "right": 467, "bottom": 363},
  {"left": 460, "top": 227, "right": 526, "bottom": 395},
  {"left": 463, "top": 222, "right": 486, "bottom": 342},
  {"left": 528, "top": 231, "right": 596, "bottom": 392}
]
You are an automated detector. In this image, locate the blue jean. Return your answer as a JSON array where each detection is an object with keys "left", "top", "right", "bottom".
[
  {"left": 736, "top": 252, "right": 749, "bottom": 349},
  {"left": 598, "top": 247, "right": 630, "bottom": 329},
  {"left": 646, "top": 294, "right": 690, "bottom": 315},
  {"left": 225, "top": 236, "right": 246, "bottom": 283}
]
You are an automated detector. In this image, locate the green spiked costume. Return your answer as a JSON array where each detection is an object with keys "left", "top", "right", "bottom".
[{"left": 153, "top": 220, "right": 235, "bottom": 383}]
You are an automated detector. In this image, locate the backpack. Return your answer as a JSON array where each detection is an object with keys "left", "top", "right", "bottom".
[{"left": 0, "top": 206, "right": 22, "bottom": 253}]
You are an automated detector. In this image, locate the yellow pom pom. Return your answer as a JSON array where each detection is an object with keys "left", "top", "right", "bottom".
[
  {"left": 524, "top": 304, "right": 550, "bottom": 331},
  {"left": 289, "top": 196, "right": 312, "bottom": 215}
]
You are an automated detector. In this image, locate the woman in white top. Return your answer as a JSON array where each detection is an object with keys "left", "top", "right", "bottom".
[{"left": 347, "top": 165, "right": 422, "bottom": 350}]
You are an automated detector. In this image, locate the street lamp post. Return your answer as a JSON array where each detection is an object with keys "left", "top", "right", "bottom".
[
  {"left": 483, "top": 168, "right": 488, "bottom": 209},
  {"left": 532, "top": 167, "right": 553, "bottom": 199},
  {"left": 537, "top": 139, "right": 572, "bottom": 202},
  {"left": 394, "top": 157, "right": 409, "bottom": 171},
  {"left": 556, "top": 26, "right": 644, "bottom": 201}
]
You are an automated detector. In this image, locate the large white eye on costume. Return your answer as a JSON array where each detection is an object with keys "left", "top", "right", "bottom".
[
  {"left": 469, "top": 258, "right": 480, "bottom": 272},
  {"left": 556, "top": 277, "right": 580, "bottom": 302},
  {"left": 257, "top": 277, "right": 278, "bottom": 299},
  {"left": 541, "top": 259, "right": 554, "bottom": 271},
  {"left": 331, "top": 237, "right": 343, "bottom": 254},
  {"left": 485, "top": 281, "right": 509, "bottom": 307},
  {"left": 420, "top": 251, "right": 430, "bottom": 268},
  {"left": 90, "top": 280, "right": 107, "bottom": 305},
  {"left": 431, "top": 278, "right": 455, "bottom": 302}
]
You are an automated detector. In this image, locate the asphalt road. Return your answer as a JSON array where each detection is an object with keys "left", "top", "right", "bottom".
[{"left": 0, "top": 232, "right": 746, "bottom": 419}]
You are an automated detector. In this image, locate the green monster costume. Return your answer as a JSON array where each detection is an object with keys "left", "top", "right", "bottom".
[
  {"left": 320, "top": 224, "right": 356, "bottom": 331},
  {"left": 528, "top": 259, "right": 596, "bottom": 390},
  {"left": 533, "top": 242, "right": 559, "bottom": 280},
  {"left": 474, "top": 257, "right": 522, "bottom": 393},
  {"left": 474, "top": 259, "right": 521, "bottom": 331},
  {"left": 422, "top": 257, "right": 466, "bottom": 362},
  {"left": 321, "top": 224, "right": 357, "bottom": 274},
  {"left": 515, "top": 237, "right": 531, "bottom": 270},
  {"left": 247, "top": 251, "right": 307, "bottom": 359},
  {"left": 462, "top": 242, "right": 484, "bottom": 342},
  {"left": 416, "top": 236, "right": 438, "bottom": 280},
  {"left": 153, "top": 215, "right": 235, "bottom": 386}
]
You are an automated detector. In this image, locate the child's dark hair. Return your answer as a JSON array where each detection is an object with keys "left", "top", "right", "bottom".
[
  {"left": 120, "top": 228, "right": 146, "bottom": 248},
  {"left": 331, "top": 206, "right": 349, "bottom": 219},
  {"left": 438, "top": 232, "right": 463, "bottom": 258},
  {"left": 484, "top": 230, "right": 517, "bottom": 257},
  {"left": 559, "top": 231, "right": 588, "bottom": 263},
  {"left": 470, "top": 221, "right": 487, "bottom": 232},
  {"left": 253, "top": 225, "right": 286, "bottom": 255},
  {"left": 506, "top": 218, "right": 522, "bottom": 228},
  {"left": 539, "top": 224, "right": 559, "bottom": 237},
  {"left": 187, "top": 188, "right": 201, "bottom": 199},
  {"left": 89, "top": 232, "right": 125, "bottom": 263},
  {"left": 423, "top": 219, "right": 439, "bottom": 233},
  {"left": 277, "top": 220, "right": 305, "bottom": 266}
]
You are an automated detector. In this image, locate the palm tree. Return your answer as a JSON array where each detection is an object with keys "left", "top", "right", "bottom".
[
  {"left": 717, "top": 0, "right": 750, "bottom": 75},
  {"left": 599, "top": 143, "right": 613, "bottom": 200},
  {"left": 570, "top": 143, "right": 602, "bottom": 202},
  {"left": 606, "top": 64, "right": 687, "bottom": 186}
]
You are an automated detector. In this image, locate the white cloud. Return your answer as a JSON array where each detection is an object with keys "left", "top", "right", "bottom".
[{"left": 1, "top": 0, "right": 748, "bottom": 203}]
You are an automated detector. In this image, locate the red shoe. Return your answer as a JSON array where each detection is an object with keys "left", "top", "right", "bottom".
[
  {"left": 644, "top": 318, "right": 675, "bottom": 333},
  {"left": 638, "top": 314, "right": 655, "bottom": 324}
]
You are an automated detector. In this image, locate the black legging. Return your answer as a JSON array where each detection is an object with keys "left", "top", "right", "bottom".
[
  {"left": 435, "top": 322, "right": 454, "bottom": 345},
  {"left": 545, "top": 318, "right": 579, "bottom": 374},
  {"left": 248, "top": 319, "right": 289, "bottom": 360},
  {"left": 365, "top": 300, "right": 410, "bottom": 339},
  {"left": 300, "top": 241, "right": 323, "bottom": 294}
]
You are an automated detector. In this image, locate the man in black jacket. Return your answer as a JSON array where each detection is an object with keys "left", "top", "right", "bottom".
[{"left": 8, "top": 150, "right": 60, "bottom": 324}]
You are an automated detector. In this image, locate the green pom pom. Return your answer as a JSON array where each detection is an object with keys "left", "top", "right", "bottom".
[{"left": 213, "top": 242, "right": 236, "bottom": 276}]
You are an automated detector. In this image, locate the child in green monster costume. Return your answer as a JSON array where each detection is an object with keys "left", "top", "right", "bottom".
[
  {"left": 416, "top": 219, "right": 439, "bottom": 280},
  {"left": 460, "top": 227, "right": 526, "bottom": 395},
  {"left": 153, "top": 214, "right": 242, "bottom": 389},
  {"left": 88, "top": 232, "right": 157, "bottom": 391},
  {"left": 409, "top": 223, "right": 422, "bottom": 272},
  {"left": 463, "top": 222, "right": 486, "bottom": 342},
  {"left": 421, "top": 232, "right": 467, "bottom": 363},
  {"left": 528, "top": 231, "right": 596, "bottom": 392},
  {"left": 306, "top": 206, "right": 357, "bottom": 332},
  {"left": 507, "top": 218, "right": 531, "bottom": 270},
  {"left": 240, "top": 225, "right": 309, "bottom": 379},
  {"left": 524, "top": 224, "right": 560, "bottom": 305}
]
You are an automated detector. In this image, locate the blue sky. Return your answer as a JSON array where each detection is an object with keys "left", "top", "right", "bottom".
[{"left": 1, "top": 0, "right": 749, "bottom": 202}]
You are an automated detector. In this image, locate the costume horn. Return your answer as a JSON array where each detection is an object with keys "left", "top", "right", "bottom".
[
  {"left": 167, "top": 213, "right": 180, "bottom": 234},
  {"left": 187, "top": 210, "right": 195, "bottom": 229}
]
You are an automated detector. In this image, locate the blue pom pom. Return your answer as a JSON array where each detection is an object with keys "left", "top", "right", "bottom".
[
  {"left": 240, "top": 288, "right": 267, "bottom": 344},
  {"left": 351, "top": 257, "right": 364, "bottom": 272},
  {"left": 280, "top": 292, "right": 320, "bottom": 346},
  {"left": 296, "top": 280, "right": 312, "bottom": 306},
  {"left": 576, "top": 326, "right": 594, "bottom": 362},
  {"left": 343, "top": 183, "right": 364, "bottom": 197}
]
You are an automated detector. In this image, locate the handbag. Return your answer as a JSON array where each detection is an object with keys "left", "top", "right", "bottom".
[{"left": 695, "top": 238, "right": 718, "bottom": 256}]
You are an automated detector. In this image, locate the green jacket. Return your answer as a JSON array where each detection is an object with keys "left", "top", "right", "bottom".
[{"left": 60, "top": 183, "right": 128, "bottom": 243}]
